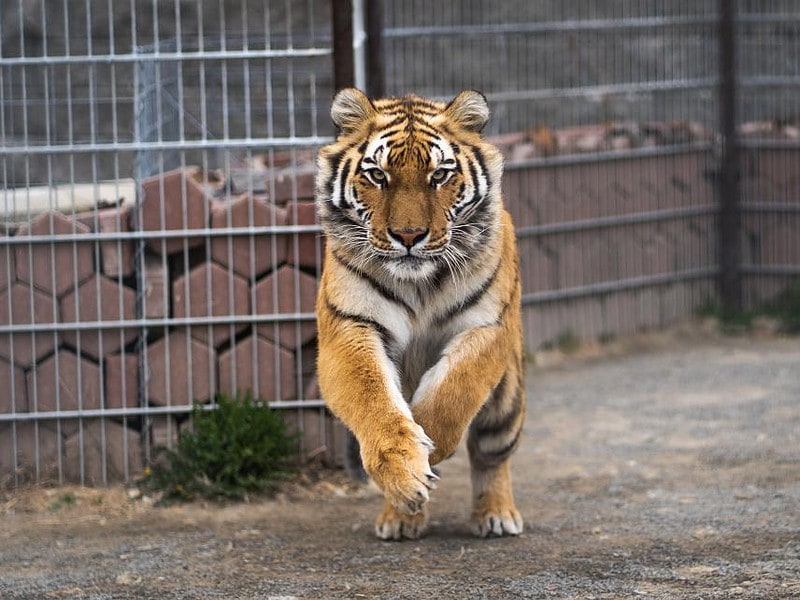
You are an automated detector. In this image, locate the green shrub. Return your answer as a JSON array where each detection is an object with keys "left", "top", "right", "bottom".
[{"left": 143, "top": 392, "right": 298, "bottom": 502}]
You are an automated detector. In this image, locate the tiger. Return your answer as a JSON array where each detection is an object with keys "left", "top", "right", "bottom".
[{"left": 315, "top": 88, "right": 525, "bottom": 540}]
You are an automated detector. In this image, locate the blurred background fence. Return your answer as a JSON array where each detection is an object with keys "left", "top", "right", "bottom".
[{"left": 1, "top": 0, "right": 798, "bottom": 486}]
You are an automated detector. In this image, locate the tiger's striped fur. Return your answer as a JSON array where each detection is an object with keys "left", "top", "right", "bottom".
[{"left": 315, "top": 89, "right": 525, "bottom": 540}]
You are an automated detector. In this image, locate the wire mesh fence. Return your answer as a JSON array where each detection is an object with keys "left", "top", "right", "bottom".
[{"left": 1, "top": 0, "right": 798, "bottom": 486}]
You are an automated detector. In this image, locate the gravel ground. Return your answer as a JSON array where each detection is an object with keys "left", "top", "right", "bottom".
[{"left": 1, "top": 331, "right": 799, "bottom": 599}]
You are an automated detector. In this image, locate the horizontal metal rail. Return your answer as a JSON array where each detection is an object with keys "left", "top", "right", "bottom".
[
  {"left": 0, "top": 225, "right": 324, "bottom": 245},
  {"left": 517, "top": 205, "right": 717, "bottom": 238},
  {"left": 522, "top": 267, "right": 718, "bottom": 304},
  {"left": 0, "top": 47, "right": 332, "bottom": 68},
  {"left": 0, "top": 136, "right": 332, "bottom": 156},
  {"left": 486, "top": 78, "right": 717, "bottom": 103},
  {"left": 0, "top": 399, "right": 328, "bottom": 422},
  {"left": 0, "top": 312, "right": 317, "bottom": 334},
  {"left": 384, "top": 16, "right": 719, "bottom": 38},
  {"left": 383, "top": 14, "right": 800, "bottom": 38}
]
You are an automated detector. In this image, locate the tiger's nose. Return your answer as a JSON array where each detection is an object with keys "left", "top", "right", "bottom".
[{"left": 388, "top": 227, "right": 429, "bottom": 249}]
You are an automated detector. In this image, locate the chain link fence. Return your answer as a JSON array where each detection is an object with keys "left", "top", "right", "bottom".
[{"left": 1, "top": 0, "right": 799, "bottom": 486}]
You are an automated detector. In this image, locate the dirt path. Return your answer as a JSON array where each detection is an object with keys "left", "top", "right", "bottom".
[{"left": 2, "top": 333, "right": 799, "bottom": 599}]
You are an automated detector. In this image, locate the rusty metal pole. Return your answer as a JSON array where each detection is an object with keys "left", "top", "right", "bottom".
[
  {"left": 332, "top": 0, "right": 355, "bottom": 91},
  {"left": 365, "top": 0, "right": 386, "bottom": 97},
  {"left": 718, "top": 0, "right": 743, "bottom": 312}
]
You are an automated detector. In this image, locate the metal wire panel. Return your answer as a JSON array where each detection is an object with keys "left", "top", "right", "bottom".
[{"left": 0, "top": 0, "right": 340, "bottom": 487}]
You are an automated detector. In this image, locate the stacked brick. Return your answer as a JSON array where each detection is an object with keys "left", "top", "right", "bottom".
[{"left": 0, "top": 210, "right": 141, "bottom": 484}]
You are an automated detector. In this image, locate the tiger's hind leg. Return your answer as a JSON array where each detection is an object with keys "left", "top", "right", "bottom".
[
  {"left": 375, "top": 499, "right": 429, "bottom": 540},
  {"left": 467, "top": 371, "right": 525, "bottom": 537}
]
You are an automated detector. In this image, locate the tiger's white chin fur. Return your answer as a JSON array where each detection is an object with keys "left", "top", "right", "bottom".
[{"left": 382, "top": 257, "right": 438, "bottom": 281}]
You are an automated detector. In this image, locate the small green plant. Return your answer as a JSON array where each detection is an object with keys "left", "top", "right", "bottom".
[
  {"left": 143, "top": 392, "right": 298, "bottom": 503},
  {"left": 49, "top": 491, "right": 76, "bottom": 512},
  {"left": 764, "top": 281, "right": 800, "bottom": 333},
  {"left": 698, "top": 281, "right": 800, "bottom": 335},
  {"left": 540, "top": 330, "right": 581, "bottom": 353}
]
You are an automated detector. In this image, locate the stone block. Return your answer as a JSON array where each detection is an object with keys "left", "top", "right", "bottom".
[
  {"left": 0, "top": 422, "right": 63, "bottom": 482},
  {"left": 26, "top": 350, "right": 103, "bottom": 436},
  {"left": 172, "top": 262, "right": 250, "bottom": 347},
  {"left": 254, "top": 265, "right": 317, "bottom": 350},
  {"left": 210, "top": 194, "right": 288, "bottom": 280},
  {"left": 285, "top": 201, "right": 323, "bottom": 270},
  {"left": 63, "top": 419, "right": 143, "bottom": 483},
  {"left": 100, "top": 205, "right": 135, "bottom": 277},
  {"left": 142, "top": 253, "right": 169, "bottom": 318},
  {"left": 14, "top": 211, "right": 94, "bottom": 296},
  {"left": 140, "top": 166, "right": 219, "bottom": 255},
  {"left": 147, "top": 415, "right": 187, "bottom": 449},
  {"left": 0, "top": 234, "right": 13, "bottom": 293},
  {"left": 60, "top": 274, "right": 138, "bottom": 360},
  {"left": 0, "top": 281, "right": 59, "bottom": 367},
  {"left": 218, "top": 335, "right": 296, "bottom": 401},
  {"left": 146, "top": 331, "right": 216, "bottom": 406},
  {"left": 105, "top": 352, "right": 138, "bottom": 410},
  {"left": 0, "top": 357, "right": 26, "bottom": 413}
]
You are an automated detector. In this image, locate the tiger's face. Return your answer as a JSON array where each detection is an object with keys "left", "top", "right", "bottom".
[{"left": 316, "top": 89, "right": 504, "bottom": 281}]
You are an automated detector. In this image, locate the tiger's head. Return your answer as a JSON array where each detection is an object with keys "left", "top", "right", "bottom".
[{"left": 316, "top": 89, "right": 504, "bottom": 282}]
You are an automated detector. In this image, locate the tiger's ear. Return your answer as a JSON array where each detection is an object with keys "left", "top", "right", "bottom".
[
  {"left": 444, "top": 90, "right": 490, "bottom": 133},
  {"left": 331, "top": 88, "right": 376, "bottom": 133}
]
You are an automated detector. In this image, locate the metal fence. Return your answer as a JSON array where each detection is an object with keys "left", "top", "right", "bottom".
[{"left": 1, "top": 0, "right": 799, "bottom": 486}]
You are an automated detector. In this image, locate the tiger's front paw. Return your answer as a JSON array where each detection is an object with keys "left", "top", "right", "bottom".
[
  {"left": 375, "top": 500, "right": 429, "bottom": 540},
  {"left": 363, "top": 422, "right": 439, "bottom": 515}
]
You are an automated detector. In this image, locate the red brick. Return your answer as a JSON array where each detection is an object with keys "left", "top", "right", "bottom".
[
  {"left": 26, "top": 350, "right": 103, "bottom": 436},
  {"left": 0, "top": 357, "right": 26, "bottom": 413},
  {"left": 146, "top": 331, "right": 216, "bottom": 406},
  {"left": 265, "top": 163, "right": 317, "bottom": 204},
  {"left": 140, "top": 166, "right": 219, "bottom": 255},
  {"left": 63, "top": 419, "right": 143, "bottom": 483},
  {"left": 0, "top": 281, "right": 58, "bottom": 367},
  {"left": 142, "top": 253, "right": 169, "bottom": 318},
  {"left": 210, "top": 194, "right": 288, "bottom": 280},
  {"left": 60, "top": 274, "right": 137, "bottom": 360},
  {"left": 285, "top": 201, "right": 323, "bottom": 270},
  {"left": 172, "top": 262, "right": 250, "bottom": 347},
  {"left": 0, "top": 234, "right": 13, "bottom": 292},
  {"left": 0, "top": 422, "right": 63, "bottom": 482},
  {"left": 105, "top": 352, "right": 138, "bottom": 410},
  {"left": 254, "top": 265, "right": 317, "bottom": 350},
  {"left": 14, "top": 211, "right": 94, "bottom": 296},
  {"left": 218, "top": 335, "right": 296, "bottom": 402}
]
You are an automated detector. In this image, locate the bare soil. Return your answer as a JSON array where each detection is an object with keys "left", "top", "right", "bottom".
[{"left": 2, "top": 326, "right": 799, "bottom": 599}]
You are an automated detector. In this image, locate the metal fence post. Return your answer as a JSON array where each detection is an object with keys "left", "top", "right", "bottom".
[
  {"left": 332, "top": 0, "right": 355, "bottom": 91},
  {"left": 718, "top": 0, "right": 743, "bottom": 312},
  {"left": 365, "top": 0, "right": 386, "bottom": 97}
]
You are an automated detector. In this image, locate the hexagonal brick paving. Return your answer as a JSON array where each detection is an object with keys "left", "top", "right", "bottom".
[
  {"left": 26, "top": 350, "right": 103, "bottom": 436},
  {"left": 211, "top": 194, "right": 288, "bottom": 280},
  {"left": 0, "top": 234, "right": 14, "bottom": 293},
  {"left": 218, "top": 335, "right": 296, "bottom": 402},
  {"left": 0, "top": 422, "right": 63, "bottom": 482},
  {"left": 0, "top": 357, "right": 27, "bottom": 413},
  {"left": 14, "top": 211, "right": 94, "bottom": 297},
  {"left": 254, "top": 265, "right": 317, "bottom": 350},
  {"left": 60, "top": 274, "right": 138, "bottom": 360},
  {"left": 105, "top": 352, "right": 138, "bottom": 410},
  {"left": 0, "top": 281, "right": 59, "bottom": 367},
  {"left": 74, "top": 205, "right": 134, "bottom": 277},
  {"left": 172, "top": 262, "right": 250, "bottom": 347},
  {"left": 146, "top": 330, "right": 216, "bottom": 406},
  {"left": 140, "top": 166, "right": 219, "bottom": 255},
  {"left": 285, "top": 201, "right": 323, "bottom": 270},
  {"left": 63, "top": 419, "right": 143, "bottom": 483}
]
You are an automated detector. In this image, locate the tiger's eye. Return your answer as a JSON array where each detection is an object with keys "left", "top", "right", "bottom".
[
  {"left": 369, "top": 169, "right": 386, "bottom": 181},
  {"left": 431, "top": 168, "right": 448, "bottom": 183}
]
